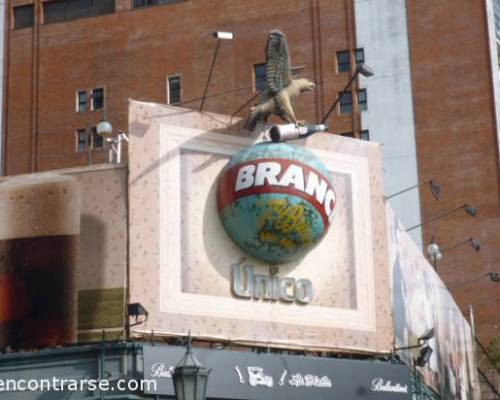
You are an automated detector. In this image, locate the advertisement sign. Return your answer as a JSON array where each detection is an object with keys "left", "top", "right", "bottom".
[
  {"left": 128, "top": 100, "right": 393, "bottom": 352},
  {"left": 143, "top": 344, "right": 412, "bottom": 399},
  {"left": 388, "top": 206, "right": 480, "bottom": 399}
]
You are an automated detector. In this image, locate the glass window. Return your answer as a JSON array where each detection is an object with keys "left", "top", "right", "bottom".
[
  {"left": 168, "top": 76, "right": 181, "bottom": 104},
  {"left": 358, "top": 89, "right": 367, "bottom": 111},
  {"left": 336, "top": 51, "right": 350, "bottom": 73},
  {"left": 92, "top": 127, "right": 104, "bottom": 149},
  {"left": 355, "top": 48, "right": 365, "bottom": 66},
  {"left": 44, "top": 0, "right": 68, "bottom": 24},
  {"left": 76, "top": 90, "right": 87, "bottom": 112},
  {"left": 339, "top": 91, "right": 352, "bottom": 114},
  {"left": 91, "top": 88, "right": 104, "bottom": 110},
  {"left": 14, "top": 4, "right": 34, "bottom": 29},
  {"left": 76, "top": 129, "right": 87, "bottom": 152},
  {"left": 254, "top": 63, "right": 267, "bottom": 92},
  {"left": 133, "top": 0, "right": 181, "bottom": 8},
  {"left": 43, "top": 0, "right": 114, "bottom": 24},
  {"left": 360, "top": 130, "right": 370, "bottom": 141}
]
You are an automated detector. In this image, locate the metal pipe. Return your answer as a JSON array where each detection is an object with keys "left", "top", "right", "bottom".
[
  {"left": 320, "top": 70, "right": 359, "bottom": 124},
  {"left": 200, "top": 39, "right": 221, "bottom": 111},
  {"left": 406, "top": 204, "right": 467, "bottom": 232}
]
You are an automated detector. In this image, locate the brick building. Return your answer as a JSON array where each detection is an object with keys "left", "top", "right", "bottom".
[{"left": 3, "top": 0, "right": 500, "bottom": 350}]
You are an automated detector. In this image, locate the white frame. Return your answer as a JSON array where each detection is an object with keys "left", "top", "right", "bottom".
[{"left": 157, "top": 124, "right": 377, "bottom": 332}]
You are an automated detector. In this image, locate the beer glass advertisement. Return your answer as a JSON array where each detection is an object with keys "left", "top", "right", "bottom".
[
  {"left": 388, "top": 207, "right": 479, "bottom": 399},
  {"left": 128, "top": 100, "right": 393, "bottom": 353},
  {"left": 0, "top": 166, "right": 128, "bottom": 347}
]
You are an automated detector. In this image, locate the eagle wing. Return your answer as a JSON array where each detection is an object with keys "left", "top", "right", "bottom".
[{"left": 265, "top": 30, "right": 292, "bottom": 95}]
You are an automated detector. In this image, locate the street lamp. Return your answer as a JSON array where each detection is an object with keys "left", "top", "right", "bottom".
[
  {"left": 173, "top": 335, "right": 211, "bottom": 400},
  {"left": 199, "top": 31, "right": 235, "bottom": 111},
  {"left": 96, "top": 120, "right": 129, "bottom": 164},
  {"left": 406, "top": 203, "right": 477, "bottom": 232},
  {"left": 386, "top": 179, "right": 441, "bottom": 200},
  {"left": 426, "top": 237, "right": 480, "bottom": 269}
]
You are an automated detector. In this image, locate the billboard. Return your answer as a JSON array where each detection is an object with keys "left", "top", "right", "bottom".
[
  {"left": 388, "top": 206, "right": 480, "bottom": 399},
  {"left": 128, "top": 100, "right": 393, "bottom": 353},
  {"left": 142, "top": 344, "right": 411, "bottom": 399}
]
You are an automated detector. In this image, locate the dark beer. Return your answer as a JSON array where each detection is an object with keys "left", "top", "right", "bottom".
[{"left": 0, "top": 174, "right": 80, "bottom": 349}]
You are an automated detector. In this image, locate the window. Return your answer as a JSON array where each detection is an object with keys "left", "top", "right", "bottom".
[
  {"left": 43, "top": 0, "right": 114, "bottom": 25},
  {"left": 133, "top": 0, "right": 183, "bottom": 8},
  {"left": 336, "top": 51, "right": 350, "bottom": 73},
  {"left": 91, "top": 127, "right": 104, "bottom": 149},
  {"left": 167, "top": 75, "right": 181, "bottom": 104},
  {"left": 14, "top": 4, "right": 34, "bottom": 29},
  {"left": 358, "top": 89, "right": 367, "bottom": 111},
  {"left": 339, "top": 91, "right": 352, "bottom": 114},
  {"left": 76, "top": 129, "right": 87, "bottom": 152},
  {"left": 340, "top": 132, "right": 354, "bottom": 138},
  {"left": 91, "top": 88, "right": 104, "bottom": 110},
  {"left": 355, "top": 48, "right": 365, "bottom": 66},
  {"left": 76, "top": 90, "right": 87, "bottom": 112},
  {"left": 360, "top": 130, "right": 370, "bottom": 141},
  {"left": 254, "top": 63, "right": 267, "bottom": 92}
]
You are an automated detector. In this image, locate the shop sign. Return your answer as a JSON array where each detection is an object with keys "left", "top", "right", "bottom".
[{"left": 143, "top": 345, "right": 411, "bottom": 399}]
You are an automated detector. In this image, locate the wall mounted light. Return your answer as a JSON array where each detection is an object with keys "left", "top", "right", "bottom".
[{"left": 407, "top": 203, "right": 477, "bottom": 232}]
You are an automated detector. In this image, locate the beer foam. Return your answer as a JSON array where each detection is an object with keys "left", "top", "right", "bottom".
[{"left": 0, "top": 173, "right": 81, "bottom": 240}]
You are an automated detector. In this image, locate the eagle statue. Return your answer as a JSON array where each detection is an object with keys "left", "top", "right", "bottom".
[{"left": 244, "top": 30, "right": 315, "bottom": 131}]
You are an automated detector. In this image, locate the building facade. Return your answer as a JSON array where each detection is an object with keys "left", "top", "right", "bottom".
[{"left": 3, "top": 0, "right": 500, "bottom": 367}]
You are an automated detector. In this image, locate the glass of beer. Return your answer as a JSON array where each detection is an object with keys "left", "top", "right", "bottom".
[{"left": 0, "top": 174, "right": 80, "bottom": 349}]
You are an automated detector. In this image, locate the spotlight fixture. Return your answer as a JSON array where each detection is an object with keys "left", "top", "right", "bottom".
[
  {"left": 393, "top": 328, "right": 435, "bottom": 351},
  {"left": 200, "top": 31, "right": 235, "bottom": 111},
  {"left": 214, "top": 31, "right": 235, "bottom": 40},
  {"left": 127, "top": 302, "right": 149, "bottom": 327},
  {"left": 320, "top": 63, "right": 374, "bottom": 125},
  {"left": 415, "top": 345, "right": 433, "bottom": 367},
  {"left": 407, "top": 203, "right": 477, "bottom": 232},
  {"left": 386, "top": 179, "right": 441, "bottom": 200},
  {"left": 418, "top": 328, "right": 435, "bottom": 342},
  {"left": 426, "top": 237, "right": 480, "bottom": 268},
  {"left": 450, "top": 271, "right": 500, "bottom": 289}
]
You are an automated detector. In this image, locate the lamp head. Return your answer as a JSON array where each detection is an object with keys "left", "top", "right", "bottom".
[
  {"left": 470, "top": 238, "right": 480, "bottom": 252},
  {"left": 214, "top": 31, "right": 234, "bottom": 40},
  {"left": 464, "top": 204, "right": 477, "bottom": 217},
  {"left": 415, "top": 345, "right": 433, "bottom": 367},
  {"left": 96, "top": 120, "right": 113, "bottom": 139},
  {"left": 429, "top": 179, "right": 441, "bottom": 200},
  {"left": 488, "top": 272, "right": 500, "bottom": 282},
  {"left": 356, "top": 63, "right": 374, "bottom": 77},
  {"left": 419, "top": 328, "right": 435, "bottom": 342}
]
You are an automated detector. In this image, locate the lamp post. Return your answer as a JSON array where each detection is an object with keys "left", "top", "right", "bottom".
[
  {"left": 96, "top": 120, "right": 129, "bottom": 164},
  {"left": 320, "top": 63, "right": 374, "bottom": 125},
  {"left": 406, "top": 203, "right": 477, "bottom": 232},
  {"left": 173, "top": 336, "right": 211, "bottom": 400},
  {"left": 199, "top": 31, "right": 235, "bottom": 112}
]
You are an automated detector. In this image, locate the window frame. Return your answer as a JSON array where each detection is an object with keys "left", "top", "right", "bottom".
[
  {"left": 166, "top": 74, "right": 182, "bottom": 105},
  {"left": 336, "top": 51, "right": 351, "bottom": 74},
  {"left": 90, "top": 87, "right": 105, "bottom": 111},
  {"left": 358, "top": 88, "right": 368, "bottom": 112},
  {"left": 76, "top": 89, "right": 88, "bottom": 113},
  {"left": 132, "top": 0, "right": 184, "bottom": 9},
  {"left": 76, "top": 128, "right": 87, "bottom": 152},
  {"left": 13, "top": 4, "right": 35, "bottom": 29},
  {"left": 355, "top": 48, "right": 365, "bottom": 66},
  {"left": 340, "top": 132, "right": 354, "bottom": 138},
  {"left": 253, "top": 63, "right": 267, "bottom": 93},
  {"left": 360, "top": 129, "right": 370, "bottom": 141},
  {"left": 339, "top": 91, "right": 353, "bottom": 114}
]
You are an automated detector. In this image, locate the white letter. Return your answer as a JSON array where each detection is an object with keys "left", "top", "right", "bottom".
[
  {"left": 255, "top": 162, "right": 281, "bottom": 186},
  {"left": 305, "top": 171, "right": 327, "bottom": 204},
  {"left": 278, "top": 165, "right": 305, "bottom": 191},
  {"left": 235, "top": 165, "right": 256, "bottom": 191},
  {"left": 324, "top": 189, "right": 336, "bottom": 221}
]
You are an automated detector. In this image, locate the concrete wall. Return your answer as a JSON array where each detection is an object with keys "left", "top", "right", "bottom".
[{"left": 354, "top": 0, "right": 423, "bottom": 248}]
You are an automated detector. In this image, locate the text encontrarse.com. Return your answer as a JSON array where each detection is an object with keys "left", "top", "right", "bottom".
[{"left": 0, "top": 378, "right": 157, "bottom": 392}]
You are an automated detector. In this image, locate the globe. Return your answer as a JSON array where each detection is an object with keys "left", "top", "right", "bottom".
[{"left": 217, "top": 142, "right": 335, "bottom": 264}]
